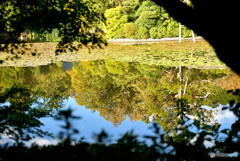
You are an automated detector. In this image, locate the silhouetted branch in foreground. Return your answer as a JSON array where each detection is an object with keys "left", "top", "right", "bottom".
[
  {"left": 1, "top": 98, "right": 240, "bottom": 160},
  {"left": 151, "top": 0, "right": 240, "bottom": 76}
]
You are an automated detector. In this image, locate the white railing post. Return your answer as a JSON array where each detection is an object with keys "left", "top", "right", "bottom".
[{"left": 179, "top": 22, "right": 181, "bottom": 42}]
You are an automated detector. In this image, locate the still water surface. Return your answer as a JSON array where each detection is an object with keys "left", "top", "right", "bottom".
[{"left": 0, "top": 60, "right": 238, "bottom": 147}]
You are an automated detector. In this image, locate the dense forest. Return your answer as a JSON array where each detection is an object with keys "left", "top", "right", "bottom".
[
  {"left": 19, "top": 0, "right": 195, "bottom": 42},
  {"left": 101, "top": 0, "right": 195, "bottom": 39}
]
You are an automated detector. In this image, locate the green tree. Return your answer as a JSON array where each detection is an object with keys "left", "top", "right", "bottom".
[
  {"left": 114, "top": 28, "right": 125, "bottom": 39},
  {"left": 135, "top": 27, "right": 149, "bottom": 39},
  {"left": 135, "top": 1, "right": 160, "bottom": 29},
  {"left": 122, "top": 0, "right": 142, "bottom": 22},
  {"left": 0, "top": 0, "right": 106, "bottom": 57},
  {"left": 149, "top": 27, "right": 158, "bottom": 39},
  {"left": 123, "top": 22, "right": 139, "bottom": 38},
  {"left": 104, "top": 6, "right": 128, "bottom": 39},
  {"left": 122, "top": 0, "right": 141, "bottom": 13}
]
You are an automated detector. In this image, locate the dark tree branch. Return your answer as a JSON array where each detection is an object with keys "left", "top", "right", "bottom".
[{"left": 151, "top": 0, "right": 240, "bottom": 75}]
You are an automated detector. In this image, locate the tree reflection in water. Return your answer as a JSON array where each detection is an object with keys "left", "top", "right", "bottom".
[
  {"left": 1, "top": 91, "right": 239, "bottom": 160},
  {"left": 0, "top": 85, "right": 54, "bottom": 146},
  {"left": 0, "top": 61, "right": 240, "bottom": 160}
]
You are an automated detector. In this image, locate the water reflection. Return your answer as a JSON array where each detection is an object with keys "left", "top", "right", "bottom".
[
  {"left": 0, "top": 60, "right": 240, "bottom": 145},
  {"left": 69, "top": 60, "right": 236, "bottom": 126},
  {"left": 0, "top": 85, "right": 54, "bottom": 145},
  {"left": 0, "top": 65, "right": 75, "bottom": 113}
]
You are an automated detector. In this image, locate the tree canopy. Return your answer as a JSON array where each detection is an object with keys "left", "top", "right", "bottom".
[{"left": 0, "top": 0, "right": 106, "bottom": 54}]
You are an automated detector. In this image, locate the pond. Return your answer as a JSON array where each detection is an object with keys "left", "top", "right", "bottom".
[
  {"left": 0, "top": 59, "right": 239, "bottom": 145},
  {"left": 0, "top": 42, "right": 240, "bottom": 159}
]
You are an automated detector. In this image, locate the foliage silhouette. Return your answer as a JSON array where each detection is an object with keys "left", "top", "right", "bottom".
[
  {"left": 54, "top": 107, "right": 81, "bottom": 145},
  {"left": 1, "top": 98, "right": 240, "bottom": 160},
  {"left": 0, "top": 85, "right": 54, "bottom": 146}
]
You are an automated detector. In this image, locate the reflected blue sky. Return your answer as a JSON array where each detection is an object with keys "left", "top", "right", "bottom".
[
  {"left": 37, "top": 96, "right": 158, "bottom": 145},
  {"left": 0, "top": 97, "right": 159, "bottom": 147},
  {"left": 0, "top": 62, "right": 238, "bottom": 150},
  {"left": 1, "top": 96, "right": 237, "bottom": 149}
]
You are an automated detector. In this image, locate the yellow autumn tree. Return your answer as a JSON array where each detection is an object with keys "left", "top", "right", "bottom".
[{"left": 68, "top": 61, "right": 92, "bottom": 106}]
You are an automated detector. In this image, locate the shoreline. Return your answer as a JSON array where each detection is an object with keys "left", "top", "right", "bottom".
[
  {"left": 108, "top": 36, "right": 204, "bottom": 44},
  {"left": 0, "top": 37, "right": 224, "bottom": 68}
]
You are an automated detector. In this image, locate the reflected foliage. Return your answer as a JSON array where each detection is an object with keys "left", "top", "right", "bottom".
[
  {"left": 69, "top": 60, "right": 152, "bottom": 127},
  {"left": 0, "top": 85, "right": 54, "bottom": 145},
  {"left": 0, "top": 64, "right": 74, "bottom": 114},
  {"left": 69, "top": 59, "right": 238, "bottom": 132},
  {"left": 1, "top": 60, "right": 240, "bottom": 160}
]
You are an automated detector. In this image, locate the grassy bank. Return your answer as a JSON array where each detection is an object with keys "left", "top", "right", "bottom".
[{"left": 0, "top": 40, "right": 229, "bottom": 69}]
